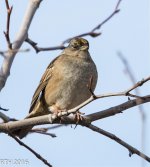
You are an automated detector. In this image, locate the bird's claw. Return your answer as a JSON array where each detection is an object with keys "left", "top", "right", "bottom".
[{"left": 74, "top": 111, "right": 85, "bottom": 128}]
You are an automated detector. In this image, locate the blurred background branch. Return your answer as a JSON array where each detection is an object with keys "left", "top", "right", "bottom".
[
  {"left": 118, "top": 51, "right": 146, "bottom": 167},
  {"left": 25, "top": 0, "right": 122, "bottom": 53}
]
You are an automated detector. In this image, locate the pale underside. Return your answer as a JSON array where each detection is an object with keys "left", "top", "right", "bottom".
[{"left": 27, "top": 51, "right": 97, "bottom": 118}]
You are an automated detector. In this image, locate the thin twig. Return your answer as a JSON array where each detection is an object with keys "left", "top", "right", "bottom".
[
  {"left": 30, "top": 130, "right": 56, "bottom": 137},
  {"left": 44, "top": 125, "right": 65, "bottom": 130},
  {"left": 4, "top": 0, "right": 13, "bottom": 49},
  {"left": 0, "top": 75, "right": 149, "bottom": 166},
  {"left": 62, "top": 0, "right": 122, "bottom": 44},
  {"left": 56, "top": 76, "right": 150, "bottom": 115},
  {"left": 32, "top": 125, "right": 65, "bottom": 131},
  {"left": 118, "top": 51, "right": 146, "bottom": 115},
  {"left": 0, "top": 112, "right": 10, "bottom": 122},
  {"left": 117, "top": 51, "right": 146, "bottom": 167},
  {"left": 0, "top": 0, "right": 43, "bottom": 91},
  {"left": 25, "top": 0, "right": 122, "bottom": 53},
  {"left": 8, "top": 133, "right": 53, "bottom": 167},
  {"left": 0, "top": 95, "right": 150, "bottom": 133},
  {"left": 85, "top": 95, "right": 150, "bottom": 123},
  {"left": 0, "top": 96, "right": 150, "bottom": 163},
  {"left": 91, "top": 0, "right": 122, "bottom": 32},
  {"left": 96, "top": 76, "right": 150, "bottom": 99},
  {"left": 25, "top": 37, "right": 65, "bottom": 53},
  {"left": 0, "top": 51, "right": 5, "bottom": 57},
  {"left": 29, "top": 125, "right": 65, "bottom": 137},
  {"left": 86, "top": 124, "right": 150, "bottom": 162},
  {"left": 0, "top": 111, "right": 17, "bottom": 123},
  {"left": 0, "top": 106, "right": 9, "bottom": 111},
  {"left": 0, "top": 76, "right": 150, "bottom": 132},
  {"left": 0, "top": 48, "right": 30, "bottom": 57},
  {"left": 30, "top": 127, "right": 57, "bottom": 137}
]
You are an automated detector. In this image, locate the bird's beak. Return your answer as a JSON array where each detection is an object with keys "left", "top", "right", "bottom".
[{"left": 80, "top": 45, "right": 88, "bottom": 51}]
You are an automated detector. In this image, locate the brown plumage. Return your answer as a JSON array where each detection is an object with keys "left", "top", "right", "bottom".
[{"left": 14, "top": 37, "right": 98, "bottom": 138}]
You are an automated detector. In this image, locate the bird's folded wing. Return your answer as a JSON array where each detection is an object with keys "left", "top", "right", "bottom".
[{"left": 29, "top": 56, "right": 59, "bottom": 113}]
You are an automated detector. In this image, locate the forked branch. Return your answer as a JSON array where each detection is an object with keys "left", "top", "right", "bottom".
[
  {"left": 3, "top": 0, "right": 13, "bottom": 49},
  {"left": 87, "top": 124, "right": 150, "bottom": 162},
  {"left": 25, "top": 0, "right": 122, "bottom": 53}
]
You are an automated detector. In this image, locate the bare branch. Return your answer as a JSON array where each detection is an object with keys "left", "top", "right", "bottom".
[
  {"left": 61, "top": 32, "right": 101, "bottom": 46},
  {"left": 0, "top": 111, "right": 17, "bottom": 123},
  {"left": 125, "top": 78, "right": 150, "bottom": 95},
  {"left": 117, "top": 51, "right": 146, "bottom": 167},
  {"left": 0, "top": 76, "right": 149, "bottom": 131},
  {"left": 0, "top": 95, "right": 150, "bottom": 163},
  {"left": 91, "top": 0, "right": 122, "bottom": 32},
  {"left": 118, "top": 51, "right": 146, "bottom": 118},
  {"left": 26, "top": 0, "right": 122, "bottom": 53},
  {"left": 4, "top": 0, "right": 13, "bottom": 49},
  {"left": 96, "top": 76, "right": 150, "bottom": 99},
  {"left": 86, "top": 95, "right": 150, "bottom": 122},
  {"left": 25, "top": 37, "right": 65, "bottom": 53},
  {"left": 44, "top": 125, "right": 65, "bottom": 130},
  {"left": 0, "top": 0, "right": 43, "bottom": 91},
  {"left": 0, "top": 48, "right": 30, "bottom": 57},
  {"left": 30, "top": 130, "right": 56, "bottom": 138},
  {"left": 86, "top": 124, "right": 150, "bottom": 162},
  {"left": 0, "top": 112, "right": 57, "bottom": 137},
  {"left": 0, "top": 112, "right": 10, "bottom": 122},
  {"left": 0, "top": 106, "right": 9, "bottom": 112},
  {"left": 31, "top": 125, "right": 65, "bottom": 131},
  {"left": 30, "top": 127, "right": 58, "bottom": 137},
  {"left": 0, "top": 94, "right": 149, "bottom": 133},
  {"left": 0, "top": 51, "right": 5, "bottom": 57},
  {"left": 9, "top": 133, "right": 53, "bottom": 167}
]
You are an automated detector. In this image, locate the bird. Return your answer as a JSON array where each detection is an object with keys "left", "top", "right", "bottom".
[{"left": 14, "top": 37, "right": 98, "bottom": 139}]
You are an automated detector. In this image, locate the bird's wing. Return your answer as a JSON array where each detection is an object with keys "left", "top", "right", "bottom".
[{"left": 29, "top": 56, "right": 59, "bottom": 113}]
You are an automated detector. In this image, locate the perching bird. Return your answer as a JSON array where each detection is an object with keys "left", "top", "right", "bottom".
[{"left": 15, "top": 37, "right": 98, "bottom": 138}]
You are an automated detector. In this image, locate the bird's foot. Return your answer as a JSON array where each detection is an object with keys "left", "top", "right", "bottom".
[
  {"left": 74, "top": 111, "right": 85, "bottom": 126},
  {"left": 49, "top": 105, "right": 68, "bottom": 123}
]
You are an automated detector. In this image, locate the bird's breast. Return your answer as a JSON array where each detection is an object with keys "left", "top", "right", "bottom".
[{"left": 44, "top": 56, "right": 97, "bottom": 110}]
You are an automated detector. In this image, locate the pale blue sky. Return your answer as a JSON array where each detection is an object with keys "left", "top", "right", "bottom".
[{"left": 0, "top": 0, "right": 150, "bottom": 167}]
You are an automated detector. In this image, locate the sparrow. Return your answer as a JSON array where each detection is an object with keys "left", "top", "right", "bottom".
[{"left": 14, "top": 37, "right": 98, "bottom": 138}]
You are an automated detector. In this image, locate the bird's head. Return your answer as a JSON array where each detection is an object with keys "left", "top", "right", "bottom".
[
  {"left": 62, "top": 37, "right": 90, "bottom": 59},
  {"left": 68, "top": 37, "right": 89, "bottom": 51}
]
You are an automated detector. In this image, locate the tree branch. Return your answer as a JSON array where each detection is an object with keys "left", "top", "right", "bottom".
[
  {"left": 118, "top": 51, "right": 147, "bottom": 167},
  {"left": 0, "top": 48, "right": 30, "bottom": 57},
  {"left": 0, "top": 106, "right": 9, "bottom": 112},
  {"left": 0, "top": 95, "right": 150, "bottom": 163},
  {"left": 30, "top": 129, "right": 56, "bottom": 138},
  {"left": 4, "top": 0, "right": 13, "bottom": 49},
  {"left": 91, "top": 0, "right": 122, "bottom": 32},
  {"left": 86, "top": 95, "right": 150, "bottom": 122},
  {"left": 0, "top": 85, "right": 150, "bottom": 164},
  {"left": 0, "top": 112, "right": 10, "bottom": 123},
  {"left": 30, "top": 126, "right": 59, "bottom": 138},
  {"left": 0, "top": 75, "right": 150, "bottom": 131},
  {"left": 0, "top": 0, "right": 43, "bottom": 91},
  {"left": 8, "top": 133, "right": 53, "bottom": 167},
  {"left": 25, "top": 0, "right": 122, "bottom": 53},
  {"left": 1, "top": 0, "right": 149, "bottom": 166},
  {"left": 25, "top": 37, "right": 65, "bottom": 53},
  {"left": 118, "top": 51, "right": 146, "bottom": 119},
  {"left": 86, "top": 124, "right": 150, "bottom": 162},
  {"left": 0, "top": 94, "right": 149, "bottom": 133}
]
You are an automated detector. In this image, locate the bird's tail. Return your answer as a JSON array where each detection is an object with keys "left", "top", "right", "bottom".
[
  {"left": 13, "top": 125, "right": 33, "bottom": 139},
  {"left": 13, "top": 101, "right": 49, "bottom": 139},
  {"left": 12, "top": 111, "right": 35, "bottom": 139}
]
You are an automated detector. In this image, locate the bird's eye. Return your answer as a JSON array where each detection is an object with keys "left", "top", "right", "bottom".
[
  {"left": 72, "top": 43, "right": 79, "bottom": 49},
  {"left": 72, "top": 45, "right": 78, "bottom": 49}
]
